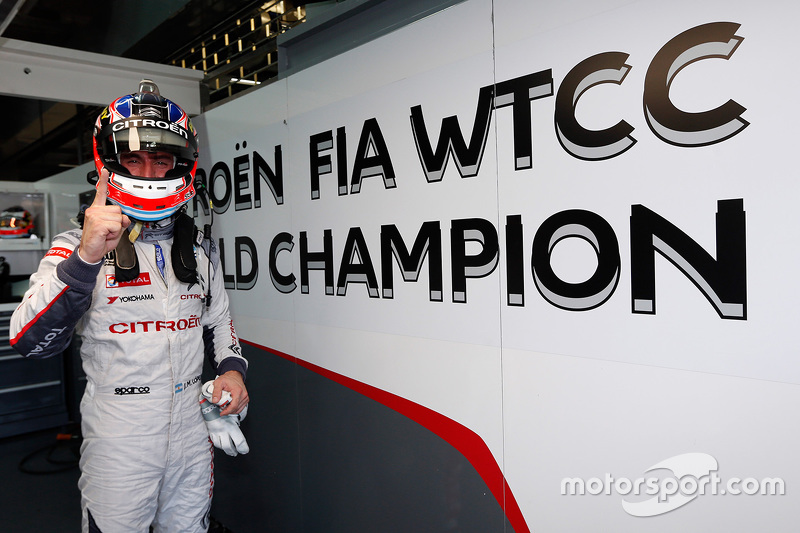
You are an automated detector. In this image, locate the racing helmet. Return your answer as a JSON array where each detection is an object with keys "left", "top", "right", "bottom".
[
  {"left": 92, "top": 79, "right": 198, "bottom": 221},
  {"left": 0, "top": 206, "right": 34, "bottom": 238}
]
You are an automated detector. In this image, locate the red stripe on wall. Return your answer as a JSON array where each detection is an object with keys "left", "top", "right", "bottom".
[{"left": 241, "top": 339, "right": 531, "bottom": 533}]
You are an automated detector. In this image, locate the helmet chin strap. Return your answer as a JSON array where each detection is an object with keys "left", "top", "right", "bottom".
[
  {"left": 113, "top": 207, "right": 200, "bottom": 286},
  {"left": 113, "top": 228, "right": 140, "bottom": 282},
  {"left": 171, "top": 211, "right": 199, "bottom": 285},
  {"left": 128, "top": 220, "right": 144, "bottom": 242}
]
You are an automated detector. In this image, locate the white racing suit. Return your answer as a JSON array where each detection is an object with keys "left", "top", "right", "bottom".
[{"left": 10, "top": 219, "right": 247, "bottom": 533}]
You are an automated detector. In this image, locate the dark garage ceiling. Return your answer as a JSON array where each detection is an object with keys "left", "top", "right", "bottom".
[{"left": 0, "top": 0, "right": 285, "bottom": 183}]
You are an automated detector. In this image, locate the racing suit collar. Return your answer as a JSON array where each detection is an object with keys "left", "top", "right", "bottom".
[{"left": 133, "top": 215, "right": 177, "bottom": 243}]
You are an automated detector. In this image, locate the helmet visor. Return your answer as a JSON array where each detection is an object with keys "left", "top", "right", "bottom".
[{"left": 100, "top": 126, "right": 195, "bottom": 160}]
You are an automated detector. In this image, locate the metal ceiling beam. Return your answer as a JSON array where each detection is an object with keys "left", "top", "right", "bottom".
[
  {"left": 0, "top": 37, "right": 204, "bottom": 114},
  {"left": 0, "top": 0, "right": 27, "bottom": 36}
]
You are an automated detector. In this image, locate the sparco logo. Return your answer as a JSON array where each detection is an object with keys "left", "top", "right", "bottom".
[
  {"left": 114, "top": 386, "right": 150, "bottom": 395},
  {"left": 107, "top": 294, "right": 155, "bottom": 304}
]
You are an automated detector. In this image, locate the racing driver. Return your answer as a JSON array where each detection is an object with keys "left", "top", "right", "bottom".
[{"left": 10, "top": 80, "right": 249, "bottom": 532}]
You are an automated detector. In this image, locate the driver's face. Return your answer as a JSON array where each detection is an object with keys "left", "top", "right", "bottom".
[{"left": 119, "top": 151, "right": 175, "bottom": 178}]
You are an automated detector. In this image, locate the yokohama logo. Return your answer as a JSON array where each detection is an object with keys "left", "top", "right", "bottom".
[
  {"left": 106, "top": 272, "right": 152, "bottom": 288},
  {"left": 107, "top": 294, "right": 155, "bottom": 304}
]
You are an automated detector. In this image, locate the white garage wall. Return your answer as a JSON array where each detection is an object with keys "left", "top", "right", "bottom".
[{"left": 195, "top": 1, "right": 799, "bottom": 530}]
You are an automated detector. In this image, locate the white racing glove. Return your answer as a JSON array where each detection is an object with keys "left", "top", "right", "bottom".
[{"left": 199, "top": 380, "right": 250, "bottom": 456}]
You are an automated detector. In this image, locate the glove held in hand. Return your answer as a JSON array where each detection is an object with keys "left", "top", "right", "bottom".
[{"left": 199, "top": 380, "right": 249, "bottom": 456}]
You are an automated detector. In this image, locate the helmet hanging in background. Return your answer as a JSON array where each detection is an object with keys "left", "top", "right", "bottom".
[
  {"left": 0, "top": 206, "right": 34, "bottom": 238},
  {"left": 92, "top": 79, "right": 198, "bottom": 221}
]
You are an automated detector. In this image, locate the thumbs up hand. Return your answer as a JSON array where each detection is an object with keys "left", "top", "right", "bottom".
[{"left": 78, "top": 169, "right": 131, "bottom": 264}]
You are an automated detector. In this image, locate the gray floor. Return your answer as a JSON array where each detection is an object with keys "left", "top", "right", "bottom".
[
  {"left": 1, "top": 426, "right": 82, "bottom": 532},
  {"left": 0, "top": 426, "right": 237, "bottom": 532}
]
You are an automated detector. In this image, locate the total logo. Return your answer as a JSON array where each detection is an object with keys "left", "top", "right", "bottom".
[
  {"left": 45, "top": 247, "right": 72, "bottom": 260},
  {"left": 107, "top": 294, "right": 156, "bottom": 304},
  {"left": 106, "top": 272, "right": 152, "bottom": 288}
]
